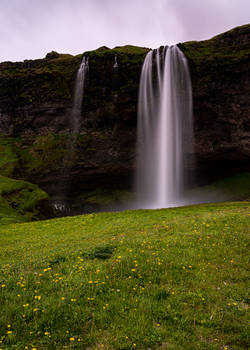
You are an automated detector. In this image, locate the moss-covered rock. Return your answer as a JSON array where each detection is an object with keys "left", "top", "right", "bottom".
[
  {"left": 0, "top": 176, "right": 54, "bottom": 225},
  {"left": 0, "top": 137, "right": 20, "bottom": 177},
  {"left": 0, "top": 44, "right": 149, "bottom": 136},
  {"left": 0, "top": 131, "right": 134, "bottom": 213},
  {"left": 187, "top": 172, "right": 250, "bottom": 203}
]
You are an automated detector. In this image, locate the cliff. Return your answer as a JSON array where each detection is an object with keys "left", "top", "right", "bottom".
[
  {"left": 0, "top": 24, "right": 249, "bottom": 212},
  {"left": 180, "top": 24, "right": 250, "bottom": 181}
]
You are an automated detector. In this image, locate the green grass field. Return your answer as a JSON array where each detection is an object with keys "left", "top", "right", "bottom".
[{"left": 0, "top": 202, "right": 249, "bottom": 349}]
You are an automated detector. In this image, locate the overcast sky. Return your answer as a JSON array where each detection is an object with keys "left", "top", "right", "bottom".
[{"left": 0, "top": 0, "right": 249, "bottom": 62}]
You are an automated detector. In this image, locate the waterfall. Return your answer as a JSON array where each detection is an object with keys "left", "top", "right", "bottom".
[
  {"left": 71, "top": 56, "right": 89, "bottom": 133},
  {"left": 136, "top": 45, "right": 194, "bottom": 209},
  {"left": 54, "top": 55, "right": 89, "bottom": 213},
  {"left": 113, "top": 54, "right": 118, "bottom": 70},
  {"left": 67, "top": 55, "right": 89, "bottom": 159}
]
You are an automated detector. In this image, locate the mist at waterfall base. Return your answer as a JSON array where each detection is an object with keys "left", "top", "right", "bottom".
[{"left": 134, "top": 45, "right": 195, "bottom": 210}]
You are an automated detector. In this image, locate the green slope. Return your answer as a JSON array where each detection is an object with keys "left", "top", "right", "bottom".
[{"left": 0, "top": 202, "right": 249, "bottom": 349}]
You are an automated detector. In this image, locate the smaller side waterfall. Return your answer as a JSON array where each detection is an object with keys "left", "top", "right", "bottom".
[
  {"left": 136, "top": 45, "right": 194, "bottom": 209},
  {"left": 68, "top": 55, "right": 89, "bottom": 155},
  {"left": 55, "top": 56, "right": 89, "bottom": 213},
  {"left": 71, "top": 56, "right": 89, "bottom": 133},
  {"left": 113, "top": 54, "right": 118, "bottom": 70},
  {"left": 112, "top": 54, "right": 119, "bottom": 101}
]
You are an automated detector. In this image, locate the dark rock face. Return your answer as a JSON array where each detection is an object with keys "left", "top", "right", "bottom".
[
  {"left": 179, "top": 24, "right": 250, "bottom": 182},
  {"left": 0, "top": 26, "right": 249, "bottom": 203},
  {"left": 0, "top": 46, "right": 149, "bottom": 203}
]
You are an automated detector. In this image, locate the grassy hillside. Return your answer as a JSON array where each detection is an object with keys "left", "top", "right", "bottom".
[{"left": 0, "top": 202, "right": 249, "bottom": 349}]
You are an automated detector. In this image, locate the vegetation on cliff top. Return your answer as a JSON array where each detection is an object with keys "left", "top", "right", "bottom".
[
  {"left": 179, "top": 24, "right": 250, "bottom": 72},
  {"left": 0, "top": 55, "right": 79, "bottom": 106},
  {"left": 0, "top": 202, "right": 249, "bottom": 349},
  {"left": 0, "top": 44, "right": 149, "bottom": 109},
  {"left": 85, "top": 44, "right": 149, "bottom": 57},
  {"left": 0, "top": 24, "right": 249, "bottom": 110}
]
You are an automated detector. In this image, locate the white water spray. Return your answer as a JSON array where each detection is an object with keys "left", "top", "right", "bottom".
[{"left": 136, "top": 45, "right": 194, "bottom": 209}]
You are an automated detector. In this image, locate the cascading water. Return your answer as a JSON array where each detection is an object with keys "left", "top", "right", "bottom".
[
  {"left": 136, "top": 45, "right": 194, "bottom": 209},
  {"left": 66, "top": 55, "right": 89, "bottom": 164},
  {"left": 71, "top": 56, "right": 89, "bottom": 133},
  {"left": 113, "top": 54, "right": 118, "bottom": 70},
  {"left": 54, "top": 56, "right": 89, "bottom": 213}
]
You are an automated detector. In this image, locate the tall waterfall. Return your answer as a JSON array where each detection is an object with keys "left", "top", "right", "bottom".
[{"left": 136, "top": 45, "right": 194, "bottom": 209}]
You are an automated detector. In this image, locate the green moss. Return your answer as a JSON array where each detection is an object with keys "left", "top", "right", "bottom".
[
  {"left": 113, "top": 45, "right": 150, "bottom": 55},
  {"left": 190, "top": 173, "right": 250, "bottom": 202},
  {"left": 0, "top": 137, "right": 20, "bottom": 177},
  {"left": 8, "top": 133, "right": 81, "bottom": 176},
  {"left": 0, "top": 175, "right": 52, "bottom": 225},
  {"left": 0, "top": 54, "right": 79, "bottom": 105},
  {"left": 45, "top": 51, "right": 74, "bottom": 60},
  {"left": 82, "top": 189, "right": 133, "bottom": 207},
  {"left": 27, "top": 133, "right": 68, "bottom": 173},
  {"left": 24, "top": 132, "right": 101, "bottom": 174},
  {"left": 85, "top": 44, "right": 149, "bottom": 60},
  {"left": 180, "top": 24, "right": 250, "bottom": 70},
  {"left": 0, "top": 42, "right": 150, "bottom": 111},
  {"left": 212, "top": 173, "right": 250, "bottom": 199},
  {"left": 0, "top": 133, "right": 111, "bottom": 179}
]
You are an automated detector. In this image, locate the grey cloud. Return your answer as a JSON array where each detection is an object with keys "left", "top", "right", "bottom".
[
  {"left": 166, "top": 0, "right": 250, "bottom": 41},
  {"left": 0, "top": 0, "right": 249, "bottom": 62}
]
